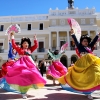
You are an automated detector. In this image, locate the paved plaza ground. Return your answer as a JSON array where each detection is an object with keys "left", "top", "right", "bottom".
[{"left": 0, "top": 75, "right": 100, "bottom": 100}]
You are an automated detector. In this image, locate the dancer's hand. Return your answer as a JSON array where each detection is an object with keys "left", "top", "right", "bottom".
[
  {"left": 34, "top": 34, "right": 37, "bottom": 40},
  {"left": 10, "top": 31, "right": 14, "bottom": 36},
  {"left": 70, "top": 29, "right": 74, "bottom": 34},
  {"left": 98, "top": 33, "right": 100, "bottom": 36}
]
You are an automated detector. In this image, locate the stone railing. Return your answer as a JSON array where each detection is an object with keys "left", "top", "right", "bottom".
[
  {"left": 49, "top": 7, "right": 95, "bottom": 16},
  {"left": 0, "top": 15, "right": 48, "bottom": 23}
]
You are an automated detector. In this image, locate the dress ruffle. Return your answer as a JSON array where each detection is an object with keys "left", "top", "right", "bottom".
[
  {"left": 59, "top": 54, "right": 100, "bottom": 92},
  {"left": 0, "top": 61, "right": 15, "bottom": 78},
  {"left": 46, "top": 61, "right": 67, "bottom": 80},
  {"left": 0, "top": 56, "right": 46, "bottom": 94}
]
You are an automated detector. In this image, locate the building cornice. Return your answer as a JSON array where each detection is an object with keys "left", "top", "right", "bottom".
[
  {"left": 0, "top": 14, "right": 49, "bottom": 23},
  {"left": 48, "top": 25, "right": 98, "bottom": 31},
  {"left": 0, "top": 30, "right": 50, "bottom": 36}
]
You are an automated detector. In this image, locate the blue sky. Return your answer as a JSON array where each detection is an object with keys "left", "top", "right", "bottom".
[{"left": 0, "top": 0, "right": 100, "bottom": 16}]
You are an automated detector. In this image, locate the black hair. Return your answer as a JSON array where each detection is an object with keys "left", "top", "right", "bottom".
[
  {"left": 20, "top": 37, "right": 31, "bottom": 48},
  {"left": 80, "top": 34, "right": 91, "bottom": 44},
  {"left": 54, "top": 50, "right": 59, "bottom": 55}
]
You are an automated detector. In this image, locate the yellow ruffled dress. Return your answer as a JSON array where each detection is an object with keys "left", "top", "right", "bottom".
[{"left": 59, "top": 54, "right": 100, "bottom": 92}]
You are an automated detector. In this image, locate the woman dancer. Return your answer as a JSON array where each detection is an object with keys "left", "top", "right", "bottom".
[
  {"left": 0, "top": 40, "right": 17, "bottom": 78},
  {"left": 46, "top": 43, "right": 68, "bottom": 85},
  {"left": 58, "top": 29, "right": 100, "bottom": 99},
  {"left": 0, "top": 32, "right": 46, "bottom": 99}
]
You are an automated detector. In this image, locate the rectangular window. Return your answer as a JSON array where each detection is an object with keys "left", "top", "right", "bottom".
[
  {"left": 60, "top": 41, "right": 66, "bottom": 48},
  {"left": 38, "top": 41, "right": 45, "bottom": 52},
  {"left": 0, "top": 42, "right": 4, "bottom": 53},
  {"left": 0, "top": 25, "right": 4, "bottom": 31},
  {"left": 39, "top": 41, "right": 44, "bottom": 48},
  {"left": 90, "top": 19, "right": 94, "bottom": 24},
  {"left": 70, "top": 41, "right": 75, "bottom": 50},
  {"left": 27, "top": 24, "right": 31, "bottom": 30},
  {"left": 0, "top": 43, "right": 3, "bottom": 46},
  {"left": 81, "top": 19, "right": 85, "bottom": 24},
  {"left": 39, "top": 23, "right": 43, "bottom": 30}
]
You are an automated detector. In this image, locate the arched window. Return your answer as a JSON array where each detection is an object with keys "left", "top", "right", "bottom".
[
  {"left": 71, "top": 55, "right": 78, "bottom": 63},
  {"left": 60, "top": 55, "right": 68, "bottom": 67}
]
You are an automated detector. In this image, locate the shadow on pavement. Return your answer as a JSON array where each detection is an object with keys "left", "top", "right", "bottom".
[
  {"left": 0, "top": 88, "right": 7, "bottom": 93},
  {"left": 46, "top": 87, "right": 62, "bottom": 91},
  {"left": 0, "top": 88, "right": 34, "bottom": 100},
  {"left": 0, "top": 93, "right": 22, "bottom": 100},
  {"left": 0, "top": 93, "right": 35, "bottom": 100},
  {"left": 31, "top": 93, "right": 90, "bottom": 100}
]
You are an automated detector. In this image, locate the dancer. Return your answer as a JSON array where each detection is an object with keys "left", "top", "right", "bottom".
[
  {"left": 58, "top": 29, "right": 100, "bottom": 99},
  {"left": 46, "top": 43, "right": 68, "bottom": 85},
  {"left": 0, "top": 39, "right": 17, "bottom": 78},
  {"left": 75, "top": 38, "right": 98, "bottom": 57},
  {"left": 0, "top": 32, "right": 46, "bottom": 99}
]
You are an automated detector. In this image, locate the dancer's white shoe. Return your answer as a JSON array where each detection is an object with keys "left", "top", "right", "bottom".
[
  {"left": 22, "top": 94, "right": 27, "bottom": 99},
  {"left": 87, "top": 94, "right": 93, "bottom": 100}
]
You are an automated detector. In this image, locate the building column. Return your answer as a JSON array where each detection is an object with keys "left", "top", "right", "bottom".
[
  {"left": 49, "top": 31, "right": 51, "bottom": 49},
  {"left": 56, "top": 31, "right": 59, "bottom": 50},
  {"left": 88, "top": 30, "right": 90, "bottom": 36},
  {"left": 67, "top": 31, "right": 70, "bottom": 50},
  {"left": 96, "top": 30, "right": 98, "bottom": 35}
]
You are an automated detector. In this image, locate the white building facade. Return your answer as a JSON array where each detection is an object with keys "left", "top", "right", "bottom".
[{"left": 0, "top": 7, "right": 100, "bottom": 67}]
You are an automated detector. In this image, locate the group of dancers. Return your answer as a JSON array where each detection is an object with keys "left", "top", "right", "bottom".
[{"left": 0, "top": 24, "right": 100, "bottom": 99}]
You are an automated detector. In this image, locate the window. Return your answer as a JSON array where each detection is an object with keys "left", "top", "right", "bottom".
[
  {"left": 60, "top": 41, "right": 66, "bottom": 48},
  {"left": 52, "top": 20, "right": 56, "bottom": 25},
  {"left": 0, "top": 43, "right": 3, "bottom": 49},
  {"left": 60, "top": 19, "right": 65, "bottom": 25},
  {"left": 39, "top": 23, "right": 43, "bottom": 30},
  {"left": 90, "top": 19, "right": 94, "bottom": 24},
  {"left": 38, "top": 41, "right": 45, "bottom": 52},
  {"left": 39, "top": 42, "right": 44, "bottom": 48},
  {"left": 0, "top": 39, "right": 4, "bottom": 52},
  {"left": 70, "top": 41, "right": 75, "bottom": 50},
  {"left": 0, "top": 42, "right": 4, "bottom": 53},
  {"left": 0, "top": 25, "right": 4, "bottom": 31},
  {"left": 0, "top": 43, "right": 3, "bottom": 46},
  {"left": 27, "top": 24, "right": 31, "bottom": 30},
  {"left": 81, "top": 19, "right": 85, "bottom": 24}
]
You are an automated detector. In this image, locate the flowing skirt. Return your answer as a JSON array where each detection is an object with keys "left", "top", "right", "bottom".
[
  {"left": 0, "top": 56, "right": 46, "bottom": 94},
  {"left": 46, "top": 61, "right": 67, "bottom": 80},
  {"left": 0, "top": 61, "right": 15, "bottom": 78},
  {"left": 58, "top": 54, "right": 100, "bottom": 94}
]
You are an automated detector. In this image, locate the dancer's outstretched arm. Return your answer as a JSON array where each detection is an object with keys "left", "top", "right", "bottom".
[
  {"left": 30, "top": 34, "right": 38, "bottom": 52},
  {"left": 70, "top": 29, "right": 79, "bottom": 47},
  {"left": 47, "top": 50, "right": 55, "bottom": 60},
  {"left": 10, "top": 32, "right": 24, "bottom": 55},
  {"left": 90, "top": 33, "right": 100, "bottom": 48}
]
